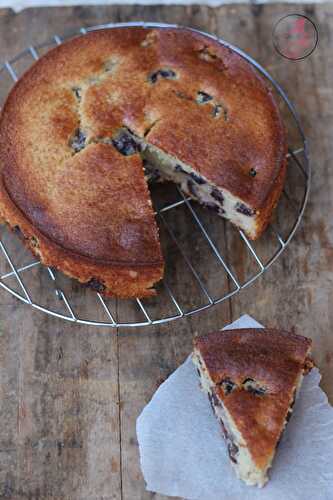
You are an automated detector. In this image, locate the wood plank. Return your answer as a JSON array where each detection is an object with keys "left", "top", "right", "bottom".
[{"left": 0, "top": 303, "right": 121, "bottom": 499}]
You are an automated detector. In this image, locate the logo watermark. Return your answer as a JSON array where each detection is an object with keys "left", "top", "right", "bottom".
[{"left": 273, "top": 14, "right": 318, "bottom": 60}]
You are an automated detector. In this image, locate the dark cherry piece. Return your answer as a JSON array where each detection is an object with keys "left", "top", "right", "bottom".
[
  {"left": 71, "top": 129, "right": 86, "bottom": 153},
  {"left": 220, "top": 378, "right": 236, "bottom": 395},
  {"left": 212, "top": 104, "right": 222, "bottom": 117},
  {"left": 30, "top": 236, "right": 39, "bottom": 248},
  {"left": 228, "top": 441, "right": 239, "bottom": 463},
  {"left": 203, "top": 202, "right": 220, "bottom": 213},
  {"left": 149, "top": 69, "right": 177, "bottom": 84},
  {"left": 72, "top": 87, "right": 82, "bottom": 101},
  {"left": 190, "top": 172, "right": 206, "bottom": 185},
  {"left": 211, "top": 391, "right": 221, "bottom": 407},
  {"left": 86, "top": 278, "right": 106, "bottom": 293},
  {"left": 235, "top": 203, "right": 255, "bottom": 217},
  {"left": 212, "top": 104, "right": 228, "bottom": 120},
  {"left": 187, "top": 180, "right": 197, "bottom": 197},
  {"left": 211, "top": 187, "right": 224, "bottom": 204},
  {"left": 174, "top": 164, "right": 187, "bottom": 174},
  {"left": 197, "top": 91, "right": 213, "bottom": 104},
  {"left": 243, "top": 378, "right": 266, "bottom": 396},
  {"left": 147, "top": 168, "right": 161, "bottom": 183},
  {"left": 112, "top": 131, "right": 141, "bottom": 156}
]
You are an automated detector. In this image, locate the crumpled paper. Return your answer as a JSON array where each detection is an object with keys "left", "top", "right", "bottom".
[{"left": 137, "top": 315, "right": 333, "bottom": 500}]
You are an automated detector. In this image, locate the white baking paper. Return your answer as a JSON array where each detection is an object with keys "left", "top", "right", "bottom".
[{"left": 137, "top": 314, "right": 333, "bottom": 500}]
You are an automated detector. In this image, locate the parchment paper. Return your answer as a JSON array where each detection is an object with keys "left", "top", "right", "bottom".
[{"left": 137, "top": 315, "right": 333, "bottom": 499}]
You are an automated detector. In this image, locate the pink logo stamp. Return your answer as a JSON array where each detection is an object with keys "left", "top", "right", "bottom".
[{"left": 273, "top": 14, "right": 318, "bottom": 60}]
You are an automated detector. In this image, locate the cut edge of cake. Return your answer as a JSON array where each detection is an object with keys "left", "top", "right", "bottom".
[{"left": 113, "top": 128, "right": 287, "bottom": 241}]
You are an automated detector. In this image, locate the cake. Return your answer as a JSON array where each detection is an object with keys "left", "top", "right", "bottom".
[
  {"left": 192, "top": 328, "right": 313, "bottom": 487},
  {"left": 0, "top": 27, "right": 287, "bottom": 297}
]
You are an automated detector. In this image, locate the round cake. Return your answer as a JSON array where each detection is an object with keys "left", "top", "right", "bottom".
[{"left": 0, "top": 27, "right": 287, "bottom": 298}]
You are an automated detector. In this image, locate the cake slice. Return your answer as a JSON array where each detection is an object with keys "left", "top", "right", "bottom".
[{"left": 192, "top": 328, "right": 313, "bottom": 487}]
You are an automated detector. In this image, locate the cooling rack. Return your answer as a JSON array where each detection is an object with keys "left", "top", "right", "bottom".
[{"left": 0, "top": 22, "right": 310, "bottom": 328}]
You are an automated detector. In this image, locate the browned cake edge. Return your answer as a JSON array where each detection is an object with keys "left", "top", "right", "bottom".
[
  {"left": 252, "top": 153, "right": 288, "bottom": 239},
  {"left": 0, "top": 185, "right": 163, "bottom": 298}
]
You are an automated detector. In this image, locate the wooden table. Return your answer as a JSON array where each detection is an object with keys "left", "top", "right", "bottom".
[{"left": 0, "top": 3, "right": 332, "bottom": 498}]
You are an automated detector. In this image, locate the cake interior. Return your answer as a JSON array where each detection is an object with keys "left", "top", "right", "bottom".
[
  {"left": 109, "top": 129, "right": 259, "bottom": 238},
  {"left": 192, "top": 348, "right": 304, "bottom": 487}
]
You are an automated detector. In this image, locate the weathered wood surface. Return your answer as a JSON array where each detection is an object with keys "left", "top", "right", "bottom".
[{"left": 0, "top": 3, "right": 332, "bottom": 499}]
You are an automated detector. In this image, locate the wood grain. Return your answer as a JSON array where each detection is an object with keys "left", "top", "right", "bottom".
[{"left": 0, "top": 3, "right": 332, "bottom": 499}]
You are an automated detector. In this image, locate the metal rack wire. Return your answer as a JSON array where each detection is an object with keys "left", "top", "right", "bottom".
[{"left": 0, "top": 22, "right": 310, "bottom": 327}]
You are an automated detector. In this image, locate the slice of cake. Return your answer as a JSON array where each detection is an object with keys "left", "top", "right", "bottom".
[{"left": 192, "top": 328, "right": 313, "bottom": 487}]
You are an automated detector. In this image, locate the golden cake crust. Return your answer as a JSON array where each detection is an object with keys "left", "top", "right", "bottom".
[
  {"left": 194, "top": 328, "right": 312, "bottom": 468},
  {"left": 0, "top": 27, "right": 286, "bottom": 295},
  {"left": 0, "top": 150, "right": 163, "bottom": 297}
]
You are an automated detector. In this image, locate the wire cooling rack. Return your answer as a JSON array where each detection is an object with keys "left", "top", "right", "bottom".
[{"left": 0, "top": 22, "right": 310, "bottom": 328}]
